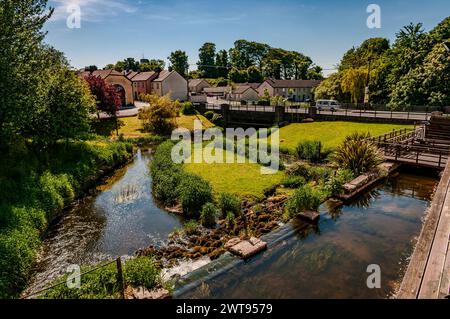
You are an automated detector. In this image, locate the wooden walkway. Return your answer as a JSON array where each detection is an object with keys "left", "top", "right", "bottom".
[{"left": 398, "top": 161, "right": 450, "bottom": 299}]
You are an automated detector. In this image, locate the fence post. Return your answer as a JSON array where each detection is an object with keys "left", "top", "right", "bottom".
[{"left": 116, "top": 257, "right": 125, "bottom": 299}]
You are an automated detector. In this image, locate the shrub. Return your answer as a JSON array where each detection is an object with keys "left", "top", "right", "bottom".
[
  {"left": 184, "top": 220, "right": 200, "bottom": 236},
  {"left": 323, "top": 169, "right": 355, "bottom": 197},
  {"left": 200, "top": 203, "right": 219, "bottom": 228},
  {"left": 177, "top": 173, "right": 213, "bottom": 219},
  {"left": 286, "top": 162, "right": 311, "bottom": 179},
  {"left": 39, "top": 172, "right": 75, "bottom": 217},
  {"left": 295, "top": 140, "right": 322, "bottom": 163},
  {"left": 204, "top": 111, "right": 215, "bottom": 120},
  {"left": 225, "top": 211, "right": 236, "bottom": 228},
  {"left": 332, "top": 132, "right": 383, "bottom": 175},
  {"left": 218, "top": 192, "right": 241, "bottom": 218},
  {"left": 308, "top": 166, "right": 334, "bottom": 184},
  {"left": 124, "top": 257, "right": 160, "bottom": 290},
  {"left": 281, "top": 176, "right": 306, "bottom": 188},
  {"left": 286, "top": 184, "right": 324, "bottom": 216},
  {"left": 138, "top": 94, "right": 177, "bottom": 135},
  {"left": 181, "top": 102, "right": 196, "bottom": 115}
]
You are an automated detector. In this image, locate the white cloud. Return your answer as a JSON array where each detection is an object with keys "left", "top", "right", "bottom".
[{"left": 49, "top": 0, "right": 137, "bottom": 23}]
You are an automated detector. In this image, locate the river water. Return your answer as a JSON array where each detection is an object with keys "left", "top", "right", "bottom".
[
  {"left": 176, "top": 172, "right": 438, "bottom": 299},
  {"left": 25, "top": 149, "right": 183, "bottom": 294}
]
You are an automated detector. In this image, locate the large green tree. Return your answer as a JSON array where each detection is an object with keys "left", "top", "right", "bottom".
[
  {"left": 0, "top": 0, "right": 53, "bottom": 148},
  {"left": 215, "top": 49, "right": 230, "bottom": 78},
  {"left": 198, "top": 42, "right": 217, "bottom": 78},
  {"left": 168, "top": 50, "right": 189, "bottom": 77}
]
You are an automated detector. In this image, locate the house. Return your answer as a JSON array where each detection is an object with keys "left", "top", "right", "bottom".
[
  {"left": 257, "top": 79, "right": 322, "bottom": 102},
  {"left": 229, "top": 85, "right": 260, "bottom": 102},
  {"left": 189, "top": 79, "right": 211, "bottom": 94},
  {"left": 150, "top": 70, "right": 188, "bottom": 101},
  {"left": 204, "top": 86, "right": 232, "bottom": 97},
  {"left": 81, "top": 69, "right": 134, "bottom": 106},
  {"left": 129, "top": 71, "right": 158, "bottom": 100}
]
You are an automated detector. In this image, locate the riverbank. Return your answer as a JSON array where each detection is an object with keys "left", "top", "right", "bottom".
[{"left": 0, "top": 138, "right": 134, "bottom": 299}]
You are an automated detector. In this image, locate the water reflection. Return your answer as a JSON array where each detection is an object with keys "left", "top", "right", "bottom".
[
  {"left": 178, "top": 173, "right": 437, "bottom": 299},
  {"left": 25, "top": 149, "right": 183, "bottom": 294}
]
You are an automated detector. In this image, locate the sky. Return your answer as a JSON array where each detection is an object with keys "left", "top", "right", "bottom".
[{"left": 44, "top": 0, "right": 450, "bottom": 76}]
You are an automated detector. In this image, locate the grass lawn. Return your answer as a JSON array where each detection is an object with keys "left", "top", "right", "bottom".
[
  {"left": 184, "top": 150, "right": 284, "bottom": 199},
  {"left": 278, "top": 121, "right": 413, "bottom": 151},
  {"left": 97, "top": 114, "right": 215, "bottom": 138}
]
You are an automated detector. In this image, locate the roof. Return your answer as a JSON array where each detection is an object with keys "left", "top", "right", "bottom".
[
  {"left": 189, "top": 78, "right": 210, "bottom": 87},
  {"left": 233, "top": 85, "right": 258, "bottom": 94},
  {"left": 264, "top": 78, "right": 322, "bottom": 88},
  {"left": 131, "top": 71, "right": 157, "bottom": 82},
  {"left": 91, "top": 69, "right": 123, "bottom": 79},
  {"left": 238, "top": 82, "right": 261, "bottom": 90},
  {"left": 153, "top": 70, "right": 173, "bottom": 82},
  {"left": 204, "top": 86, "right": 232, "bottom": 93},
  {"left": 126, "top": 71, "right": 139, "bottom": 80}
]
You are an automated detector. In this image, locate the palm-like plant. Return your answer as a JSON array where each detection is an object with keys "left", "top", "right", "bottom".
[{"left": 332, "top": 132, "right": 383, "bottom": 176}]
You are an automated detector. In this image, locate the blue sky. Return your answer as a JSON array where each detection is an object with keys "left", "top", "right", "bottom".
[{"left": 45, "top": 0, "right": 450, "bottom": 75}]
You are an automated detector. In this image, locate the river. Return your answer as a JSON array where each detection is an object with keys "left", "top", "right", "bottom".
[
  {"left": 24, "top": 149, "right": 183, "bottom": 295},
  {"left": 176, "top": 172, "right": 438, "bottom": 299}
]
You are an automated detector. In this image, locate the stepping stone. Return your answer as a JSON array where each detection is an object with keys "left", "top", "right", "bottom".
[
  {"left": 298, "top": 210, "right": 320, "bottom": 222},
  {"left": 126, "top": 286, "right": 171, "bottom": 300},
  {"left": 227, "top": 237, "right": 267, "bottom": 259}
]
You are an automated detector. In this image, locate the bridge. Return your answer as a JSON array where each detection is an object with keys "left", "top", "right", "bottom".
[
  {"left": 371, "top": 125, "right": 450, "bottom": 170},
  {"left": 205, "top": 103, "right": 448, "bottom": 126}
]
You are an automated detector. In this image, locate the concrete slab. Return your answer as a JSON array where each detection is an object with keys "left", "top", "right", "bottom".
[{"left": 227, "top": 237, "right": 267, "bottom": 259}]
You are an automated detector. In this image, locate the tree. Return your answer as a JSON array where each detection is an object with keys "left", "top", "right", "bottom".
[
  {"left": 247, "top": 66, "right": 263, "bottom": 83},
  {"left": 168, "top": 50, "right": 189, "bottom": 77},
  {"left": 138, "top": 94, "right": 178, "bottom": 135},
  {"left": 34, "top": 68, "right": 95, "bottom": 148},
  {"left": 313, "top": 73, "right": 348, "bottom": 102},
  {"left": 198, "top": 42, "right": 217, "bottom": 78},
  {"left": 229, "top": 40, "right": 270, "bottom": 70},
  {"left": 215, "top": 49, "right": 230, "bottom": 78},
  {"left": 0, "top": 0, "right": 53, "bottom": 148},
  {"left": 228, "top": 67, "right": 248, "bottom": 83},
  {"left": 340, "top": 67, "right": 367, "bottom": 104},
  {"left": 122, "top": 58, "right": 139, "bottom": 72},
  {"left": 84, "top": 74, "right": 121, "bottom": 118},
  {"left": 140, "top": 59, "right": 165, "bottom": 72}
]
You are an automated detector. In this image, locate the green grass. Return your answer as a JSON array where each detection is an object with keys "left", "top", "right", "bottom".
[
  {"left": 0, "top": 138, "right": 133, "bottom": 298},
  {"left": 278, "top": 122, "right": 413, "bottom": 151},
  {"left": 184, "top": 150, "right": 284, "bottom": 199},
  {"left": 94, "top": 115, "right": 215, "bottom": 139}
]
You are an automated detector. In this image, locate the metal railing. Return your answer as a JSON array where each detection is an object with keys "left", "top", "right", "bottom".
[{"left": 21, "top": 257, "right": 125, "bottom": 299}]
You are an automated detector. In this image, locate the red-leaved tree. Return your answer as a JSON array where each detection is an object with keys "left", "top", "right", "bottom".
[{"left": 84, "top": 74, "right": 121, "bottom": 118}]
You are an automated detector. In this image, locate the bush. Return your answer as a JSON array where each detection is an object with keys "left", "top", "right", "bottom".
[
  {"left": 177, "top": 173, "right": 213, "bottom": 219},
  {"left": 281, "top": 176, "right": 306, "bottom": 188},
  {"left": 183, "top": 220, "right": 200, "bottom": 236},
  {"left": 295, "top": 140, "right": 322, "bottom": 163},
  {"left": 200, "top": 203, "right": 219, "bottom": 228},
  {"left": 181, "top": 102, "right": 196, "bottom": 115},
  {"left": 286, "top": 162, "right": 311, "bottom": 179},
  {"left": 138, "top": 94, "right": 177, "bottom": 135},
  {"left": 39, "top": 172, "right": 75, "bottom": 217},
  {"left": 308, "top": 166, "right": 334, "bottom": 184},
  {"left": 124, "top": 257, "right": 160, "bottom": 291},
  {"left": 324, "top": 169, "right": 355, "bottom": 197},
  {"left": 218, "top": 193, "right": 241, "bottom": 218},
  {"left": 204, "top": 111, "right": 215, "bottom": 120},
  {"left": 286, "top": 184, "right": 324, "bottom": 216},
  {"left": 332, "top": 132, "right": 383, "bottom": 175}
]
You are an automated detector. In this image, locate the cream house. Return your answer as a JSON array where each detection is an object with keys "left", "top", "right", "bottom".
[
  {"left": 257, "top": 79, "right": 322, "bottom": 102},
  {"left": 229, "top": 85, "right": 260, "bottom": 102},
  {"left": 189, "top": 79, "right": 211, "bottom": 94},
  {"left": 151, "top": 70, "right": 188, "bottom": 101}
]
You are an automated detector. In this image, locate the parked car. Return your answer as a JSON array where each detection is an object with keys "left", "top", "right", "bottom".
[{"left": 316, "top": 100, "right": 341, "bottom": 111}]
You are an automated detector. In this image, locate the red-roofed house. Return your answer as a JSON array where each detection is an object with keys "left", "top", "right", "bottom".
[
  {"left": 128, "top": 70, "right": 188, "bottom": 101},
  {"left": 82, "top": 69, "right": 134, "bottom": 106},
  {"left": 129, "top": 71, "right": 158, "bottom": 100},
  {"left": 229, "top": 85, "right": 259, "bottom": 102}
]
